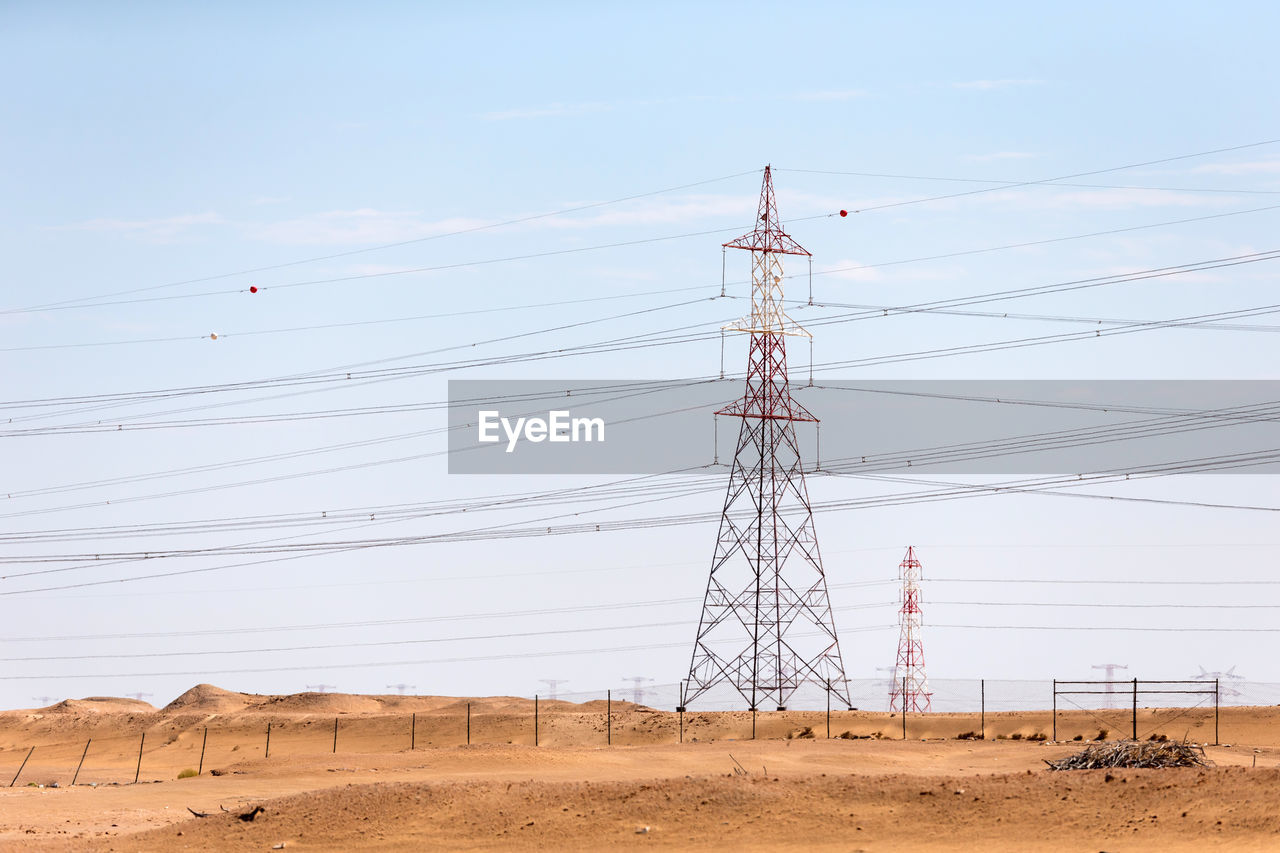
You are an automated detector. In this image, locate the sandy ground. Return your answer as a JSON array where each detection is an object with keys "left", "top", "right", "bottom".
[{"left": 1, "top": 684, "right": 1277, "bottom": 851}]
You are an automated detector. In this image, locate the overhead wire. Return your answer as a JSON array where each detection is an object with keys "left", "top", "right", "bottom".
[
  {"left": 8, "top": 139, "right": 1277, "bottom": 323},
  {"left": 777, "top": 137, "right": 1280, "bottom": 213},
  {"left": 5, "top": 169, "right": 761, "bottom": 316},
  {"left": 3, "top": 249, "right": 1276, "bottom": 435}
]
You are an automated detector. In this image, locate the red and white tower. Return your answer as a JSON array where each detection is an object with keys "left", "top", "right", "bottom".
[
  {"left": 888, "top": 546, "right": 932, "bottom": 712},
  {"left": 681, "top": 166, "right": 851, "bottom": 712}
]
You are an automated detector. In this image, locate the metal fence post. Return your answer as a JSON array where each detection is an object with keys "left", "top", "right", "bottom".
[
  {"left": 265, "top": 723, "right": 271, "bottom": 759},
  {"left": 535, "top": 695, "right": 539, "bottom": 747},
  {"left": 466, "top": 703, "right": 471, "bottom": 746},
  {"left": 826, "top": 680, "right": 831, "bottom": 739},
  {"left": 411, "top": 713, "right": 416, "bottom": 751},
  {"left": 71, "top": 739, "right": 91, "bottom": 786},
  {"left": 333, "top": 717, "right": 339, "bottom": 754},
  {"left": 1215, "top": 678, "right": 1220, "bottom": 746},
  {"left": 1131, "top": 678, "right": 1138, "bottom": 740},
  {"left": 678, "top": 681, "right": 685, "bottom": 744},
  {"left": 198, "top": 727, "right": 207, "bottom": 775},
  {"left": 1052, "top": 679, "right": 1057, "bottom": 742},
  {"left": 134, "top": 732, "right": 145, "bottom": 784},
  {"left": 607, "top": 690, "right": 612, "bottom": 746},
  {"left": 902, "top": 677, "right": 908, "bottom": 740},
  {"left": 980, "top": 679, "right": 985, "bottom": 740},
  {"left": 10, "top": 746, "right": 34, "bottom": 787}
]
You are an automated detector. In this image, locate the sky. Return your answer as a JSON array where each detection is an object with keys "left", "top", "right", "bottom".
[{"left": 1, "top": 1, "right": 1279, "bottom": 712}]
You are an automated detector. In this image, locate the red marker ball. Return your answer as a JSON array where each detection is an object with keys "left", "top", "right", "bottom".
[
  {"left": 839, "top": 209, "right": 848, "bottom": 217},
  {"left": 249, "top": 286, "right": 258, "bottom": 293}
]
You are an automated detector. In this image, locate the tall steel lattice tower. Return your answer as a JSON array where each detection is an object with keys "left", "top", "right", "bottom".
[
  {"left": 887, "top": 546, "right": 932, "bottom": 712},
  {"left": 681, "top": 166, "right": 851, "bottom": 712}
]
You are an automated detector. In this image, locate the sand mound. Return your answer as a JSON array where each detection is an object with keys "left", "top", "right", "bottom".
[
  {"left": 163, "top": 683, "right": 256, "bottom": 714},
  {"left": 44, "top": 696, "right": 154, "bottom": 714},
  {"left": 248, "top": 691, "right": 387, "bottom": 714}
]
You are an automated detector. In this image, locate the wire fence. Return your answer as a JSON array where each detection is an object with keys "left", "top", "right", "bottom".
[
  {"left": 548, "top": 677, "right": 1279, "bottom": 712},
  {"left": 2, "top": 678, "right": 1269, "bottom": 788}
]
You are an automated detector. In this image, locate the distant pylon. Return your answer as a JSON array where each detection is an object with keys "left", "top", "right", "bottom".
[
  {"left": 1091, "top": 663, "right": 1128, "bottom": 709},
  {"left": 682, "top": 166, "right": 851, "bottom": 712},
  {"left": 888, "top": 546, "right": 932, "bottom": 712},
  {"left": 622, "top": 676, "right": 654, "bottom": 704},
  {"left": 540, "top": 679, "right": 568, "bottom": 701}
]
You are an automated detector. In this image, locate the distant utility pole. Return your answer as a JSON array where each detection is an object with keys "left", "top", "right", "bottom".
[
  {"left": 386, "top": 684, "right": 416, "bottom": 695},
  {"left": 306, "top": 684, "right": 337, "bottom": 694},
  {"left": 540, "top": 680, "right": 568, "bottom": 701},
  {"left": 32, "top": 696, "right": 56, "bottom": 706},
  {"left": 1092, "top": 663, "right": 1128, "bottom": 709},
  {"left": 622, "top": 676, "right": 654, "bottom": 704},
  {"left": 125, "top": 692, "right": 153, "bottom": 703}
]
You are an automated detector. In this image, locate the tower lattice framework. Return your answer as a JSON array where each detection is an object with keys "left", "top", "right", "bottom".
[
  {"left": 681, "top": 166, "right": 851, "bottom": 712},
  {"left": 888, "top": 546, "right": 932, "bottom": 712}
]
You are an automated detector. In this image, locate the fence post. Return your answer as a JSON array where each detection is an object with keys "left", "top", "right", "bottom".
[
  {"left": 466, "top": 703, "right": 471, "bottom": 746},
  {"left": 265, "top": 723, "right": 272, "bottom": 759},
  {"left": 535, "top": 695, "right": 539, "bottom": 747},
  {"left": 333, "top": 717, "right": 339, "bottom": 753},
  {"left": 678, "top": 681, "right": 685, "bottom": 744},
  {"left": 1131, "top": 678, "right": 1138, "bottom": 740},
  {"left": 134, "top": 732, "right": 145, "bottom": 784},
  {"left": 826, "top": 680, "right": 831, "bottom": 739},
  {"left": 9, "top": 746, "right": 34, "bottom": 787},
  {"left": 607, "top": 690, "right": 612, "bottom": 746},
  {"left": 1215, "top": 678, "right": 1220, "bottom": 746},
  {"left": 980, "top": 679, "right": 985, "bottom": 740},
  {"left": 411, "top": 713, "right": 416, "bottom": 751},
  {"left": 71, "top": 739, "right": 91, "bottom": 786},
  {"left": 902, "top": 677, "right": 907, "bottom": 740},
  {"left": 1052, "top": 679, "right": 1057, "bottom": 742},
  {"left": 198, "top": 727, "right": 207, "bottom": 776}
]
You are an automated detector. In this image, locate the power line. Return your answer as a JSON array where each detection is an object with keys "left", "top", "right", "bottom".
[
  {"left": 4, "top": 249, "right": 1275, "bottom": 431},
  {"left": 0, "top": 625, "right": 899, "bottom": 680},
  {"left": 10, "top": 140, "right": 1276, "bottom": 322},
  {"left": 778, "top": 137, "right": 1280, "bottom": 213},
  {"left": 5, "top": 170, "right": 760, "bottom": 316},
  {"left": 777, "top": 169, "right": 1280, "bottom": 196}
]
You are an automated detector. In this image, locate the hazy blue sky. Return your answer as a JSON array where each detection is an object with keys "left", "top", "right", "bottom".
[{"left": 1, "top": 1, "right": 1278, "bottom": 710}]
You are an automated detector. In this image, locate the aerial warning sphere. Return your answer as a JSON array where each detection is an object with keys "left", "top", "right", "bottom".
[
  {"left": 839, "top": 209, "right": 848, "bottom": 217},
  {"left": 210, "top": 333, "right": 218, "bottom": 340},
  {"left": 249, "top": 285, "right": 258, "bottom": 293}
]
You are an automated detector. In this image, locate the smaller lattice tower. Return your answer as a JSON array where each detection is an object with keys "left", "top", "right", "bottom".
[
  {"left": 1091, "top": 663, "right": 1128, "bottom": 709},
  {"left": 887, "top": 546, "right": 932, "bottom": 712}
]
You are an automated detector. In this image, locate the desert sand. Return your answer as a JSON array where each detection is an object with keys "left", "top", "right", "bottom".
[{"left": 2, "top": 684, "right": 1278, "bottom": 851}]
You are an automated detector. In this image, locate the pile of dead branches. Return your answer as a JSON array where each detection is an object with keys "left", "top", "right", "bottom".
[{"left": 1045, "top": 739, "right": 1212, "bottom": 771}]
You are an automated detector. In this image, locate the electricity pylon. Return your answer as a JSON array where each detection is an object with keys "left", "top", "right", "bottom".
[
  {"left": 888, "top": 546, "right": 932, "bottom": 712},
  {"left": 681, "top": 166, "right": 851, "bottom": 712}
]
